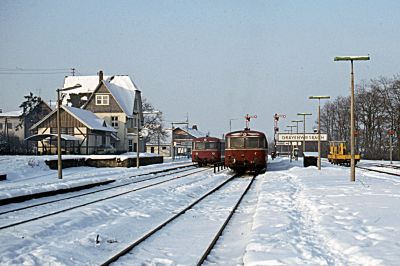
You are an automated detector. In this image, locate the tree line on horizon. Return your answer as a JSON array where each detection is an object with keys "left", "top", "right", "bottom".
[{"left": 320, "top": 74, "right": 400, "bottom": 160}]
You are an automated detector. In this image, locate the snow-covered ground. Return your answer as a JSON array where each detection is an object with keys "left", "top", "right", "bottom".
[{"left": 0, "top": 155, "right": 399, "bottom": 265}]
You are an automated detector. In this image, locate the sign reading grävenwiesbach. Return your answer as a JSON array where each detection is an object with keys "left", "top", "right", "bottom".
[{"left": 278, "top": 133, "right": 328, "bottom": 142}]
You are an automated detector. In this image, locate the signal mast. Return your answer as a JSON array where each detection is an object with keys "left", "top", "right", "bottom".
[
  {"left": 245, "top": 114, "right": 257, "bottom": 129},
  {"left": 272, "top": 113, "right": 286, "bottom": 159}
]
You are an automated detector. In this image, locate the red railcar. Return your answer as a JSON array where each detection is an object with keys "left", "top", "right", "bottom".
[
  {"left": 225, "top": 129, "right": 268, "bottom": 173},
  {"left": 192, "top": 137, "right": 225, "bottom": 166}
]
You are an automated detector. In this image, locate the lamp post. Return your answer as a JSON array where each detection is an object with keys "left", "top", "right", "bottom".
[
  {"left": 309, "top": 96, "right": 330, "bottom": 170},
  {"left": 297, "top": 113, "right": 312, "bottom": 155},
  {"left": 287, "top": 125, "right": 296, "bottom": 162},
  {"left": 334, "top": 55, "right": 370, "bottom": 181},
  {"left": 229, "top": 118, "right": 238, "bottom": 132},
  {"left": 136, "top": 111, "right": 140, "bottom": 168},
  {"left": 291, "top": 120, "right": 302, "bottom": 134},
  {"left": 291, "top": 120, "right": 303, "bottom": 160},
  {"left": 284, "top": 129, "right": 291, "bottom": 159},
  {"left": 57, "top": 84, "right": 81, "bottom": 179}
]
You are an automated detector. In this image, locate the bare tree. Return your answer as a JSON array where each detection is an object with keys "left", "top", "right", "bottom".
[
  {"left": 141, "top": 98, "right": 168, "bottom": 146},
  {"left": 320, "top": 74, "right": 399, "bottom": 160}
]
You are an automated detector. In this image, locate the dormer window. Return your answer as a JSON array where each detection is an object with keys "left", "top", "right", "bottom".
[{"left": 96, "top": 95, "right": 109, "bottom": 105}]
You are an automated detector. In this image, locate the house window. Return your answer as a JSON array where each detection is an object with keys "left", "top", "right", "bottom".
[
  {"left": 0, "top": 123, "right": 2, "bottom": 130},
  {"left": 50, "top": 128, "right": 57, "bottom": 134},
  {"left": 111, "top": 116, "right": 119, "bottom": 128},
  {"left": 151, "top": 147, "right": 155, "bottom": 153},
  {"left": 128, "top": 140, "right": 133, "bottom": 152},
  {"left": 162, "top": 146, "right": 167, "bottom": 150},
  {"left": 7, "top": 122, "right": 12, "bottom": 129},
  {"left": 96, "top": 95, "right": 109, "bottom": 105}
]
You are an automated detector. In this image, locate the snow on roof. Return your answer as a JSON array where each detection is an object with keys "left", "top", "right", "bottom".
[
  {"left": 63, "top": 75, "right": 109, "bottom": 94},
  {"left": 0, "top": 110, "right": 23, "bottom": 117},
  {"left": 185, "top": 127, "right": 207, "bottom": 138},
  {"left": 63, "top": 106, "right": 116, "bottom": 132},
  {"left": 104, "top": 75, "right": 139, "bottom": 115}
]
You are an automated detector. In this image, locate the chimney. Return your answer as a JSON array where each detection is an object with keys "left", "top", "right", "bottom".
[
  {"left": 192, "top": 124, "right": 198, "bottom": 130},
  {"left": 98, "top": 70, "right": 104, "bottom": 83}
]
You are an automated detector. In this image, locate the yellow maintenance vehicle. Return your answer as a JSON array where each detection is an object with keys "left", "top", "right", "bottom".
[{"left": 328, "top": 141, "right": 361, "bottom": 166}]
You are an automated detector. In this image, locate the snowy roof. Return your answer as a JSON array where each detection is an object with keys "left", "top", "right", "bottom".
[
  {"left": 63, "top": 106, "right": 116, "bottom": 132},
  {"left": 103, "top": 75, "right": 139, "bottom": 116},
  {"left": 0, "top": 110, "right": 23, "bottom": 117},
  {"left": 184, "top": 127, "right": 207, "bottom": 138},
  {"left": 63, "top": 75, "right": 110, "bottom": 95},
  {"left": 30, "top": 106, "right": 116, "bottom": 133},
  {"left": 303, "top": 152, "right": 319, "bottom": 157}
]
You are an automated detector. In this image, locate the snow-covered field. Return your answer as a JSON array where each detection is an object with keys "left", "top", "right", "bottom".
[{"left": 0, "top": 155, "right": 399, "bottom": 265}]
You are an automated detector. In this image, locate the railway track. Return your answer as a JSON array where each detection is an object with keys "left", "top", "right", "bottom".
[
  {"left": 101, "top": 174, "right": 257, "bottom": 266},
  {"left": 0, "top": 166, "right": 211, "bottom": 230},
  {"left": 356, "top": 164, "right": 400, "bottom": 177},
  {"left": 0, "top": 163, "right": 196, "bottom": 207}
]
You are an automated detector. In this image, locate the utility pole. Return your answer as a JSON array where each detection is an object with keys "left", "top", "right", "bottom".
[{"left": 57, "top": 84, "right": 81, "bottom": 179}]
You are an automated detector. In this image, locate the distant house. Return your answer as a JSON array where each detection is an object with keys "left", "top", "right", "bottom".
[
  {"left": 172, "top": 125, "right": 207, "bottom": 157},
  {"left": 0, "top": 110, "right": 24, "bottom": 142},
  {"left": 62, "top": 71, "right": 144, "bottom": 153},
  {"left": 0, "top": 100, "right": 52, "bottom": 153},
  {"left": 29, "top": 105, "right": 117, "bottom": 155},
  {"left": 145, "top": 128, "right": 172, "bottom": 157}
]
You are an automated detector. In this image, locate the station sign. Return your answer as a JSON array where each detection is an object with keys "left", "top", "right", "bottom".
[
  {"left": 278, "top": 133, "right": 328, "bottom": 142},
  {"left": 276, "top": 141, "right": 302, "bottom": 146}
]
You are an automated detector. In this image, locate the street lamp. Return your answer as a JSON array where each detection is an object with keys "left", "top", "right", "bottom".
[
  {"left": 309, "top": 96, "right": 330, "bottom": 170},
  {"left": 291, "top": 120, "right": 302, "bottom": 134},
  {"left": 291, "top": 120, "right": 303, "bottom": 160},
  {"left": 334, "top": 55, "right": 370, "bottom": 181},
  {"left": 297, "top": 112, "right": 312, "bottom": 155},
  {"left": 287, "top": 125, "right": 296, "bottom": 162},
  {"left": 229, "top": 118, "right": 238, "bottom": 132},
  {"left": 57, "top": 84, "right": 81, "bottom": 179}
]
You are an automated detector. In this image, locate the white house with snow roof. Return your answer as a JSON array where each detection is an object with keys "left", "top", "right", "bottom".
[{"left": 63, "top": 71, "right": 144, "bottom": 153}]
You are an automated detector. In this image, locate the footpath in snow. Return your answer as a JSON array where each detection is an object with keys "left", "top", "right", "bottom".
[{"left": 244, "top": 158, "right": 400, "bottom": 266}]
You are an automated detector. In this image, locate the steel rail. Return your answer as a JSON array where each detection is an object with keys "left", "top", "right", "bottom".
[
  {"left": 196, "top": 174, "right": 257, "bottom": 265},
  {"left": 0, "top": 163, "right": 196, "bottom": 213},
  {"left": 100, "top": 173, "right": 240, "bottom": 266},
  {"left": 0, "top": 168, "right": 209, "bottom": 231},
  {"left": 356, "top": 166, "right": 400, "bottom": 177}
]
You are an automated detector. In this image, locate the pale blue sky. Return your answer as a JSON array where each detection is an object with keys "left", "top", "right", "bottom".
[{"left": 1, "top": 0, "right": 399, "bottom": 137}]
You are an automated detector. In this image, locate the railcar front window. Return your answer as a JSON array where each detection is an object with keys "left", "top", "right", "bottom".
[
  {"left": 246, "top": 137, "right": 265, "bottom": 148},
  {"left": 206, "top": 142, "right": 218, "bottom": 149},
  {"left": 229, "top": 137, "right": 244, "bottom": 148},
  {"left": 195, "top": 142, "right": 206, "bottom": 150}
]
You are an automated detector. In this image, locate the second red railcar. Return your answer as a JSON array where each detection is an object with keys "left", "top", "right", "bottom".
[{"left": 192, "top": 137, "right": 224, "bottom": 166}]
